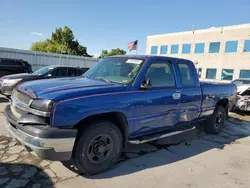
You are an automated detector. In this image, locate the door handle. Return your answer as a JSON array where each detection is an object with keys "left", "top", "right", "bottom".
[{"left": 173, "top": 93, "right": 181, "bottom": 100}]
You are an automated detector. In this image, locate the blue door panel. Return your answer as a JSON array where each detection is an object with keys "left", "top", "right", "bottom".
[
  {"left": 130, "top": 89, "right": 180, "bottom": 137},
  {"left": 179, "top": 88, "right": 202, "bottom": 123}
]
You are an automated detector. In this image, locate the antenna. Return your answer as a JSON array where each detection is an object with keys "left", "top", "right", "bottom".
[
  {"left": 221, "top": 27, "right": 224, "bottom": 34},
  {"left": 192, "top": 25, "right": 195, "bottom": 34}
]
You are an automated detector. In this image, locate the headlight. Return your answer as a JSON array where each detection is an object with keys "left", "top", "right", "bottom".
[
  {"left": 30, "top": 99, "right": 54, "bottom": 112},
  {"left": 2, "top": 79, "right": 22, "bottom": 86}
]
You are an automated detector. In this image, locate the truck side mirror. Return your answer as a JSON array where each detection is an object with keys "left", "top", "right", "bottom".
[{"left": 140, "top": 79, "right": 151, "bottom": 89}]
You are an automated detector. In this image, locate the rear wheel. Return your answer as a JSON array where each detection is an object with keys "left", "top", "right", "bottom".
[
  {"left": 204, "top": 106, "right": 226, "bottom": 134},
  {"left": 73, "top": 121, "right": 123, "bottom": 175}
]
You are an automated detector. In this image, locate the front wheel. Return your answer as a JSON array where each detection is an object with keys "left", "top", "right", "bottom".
[
  {"left": 72, "top": 121, "right": 123, "bottom": 175},
  {"left": 204, "top": 106, "right": 226, "bottom": 134}
]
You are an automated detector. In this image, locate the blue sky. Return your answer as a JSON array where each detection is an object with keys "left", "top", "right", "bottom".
[{"left": 0, "top": 0, "right": 250, "bottom": 57}]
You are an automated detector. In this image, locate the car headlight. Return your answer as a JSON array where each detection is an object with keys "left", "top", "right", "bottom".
[
  {"left": 2, "top": 79, "right": 22, "bottom": 86},
  {"left": 30, "top": 99, "right": 54, "bottom": 112}
]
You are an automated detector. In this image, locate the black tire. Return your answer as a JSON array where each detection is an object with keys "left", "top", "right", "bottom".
[
  {"left": 72, "top": 121, "right": 123, "bottom": 175},
  {"left": 204, "top": 106, "right": 226, "bottom": 134}
]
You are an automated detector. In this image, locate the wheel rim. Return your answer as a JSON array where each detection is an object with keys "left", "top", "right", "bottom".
[
  {"left": 86, "top": 134, "right": 114, "bottom": 164},
  {"left": 215, "top": 112, "right": 223, "bottom": 129}
]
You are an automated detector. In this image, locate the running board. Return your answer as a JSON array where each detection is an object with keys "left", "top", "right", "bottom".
[{"left": 128, "top": 126, "right": 196, "bottom": 144}]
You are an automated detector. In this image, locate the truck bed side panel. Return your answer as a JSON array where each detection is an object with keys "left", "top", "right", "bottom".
[{"left": 200, "top": 82, "right": 237, "bottom": 118}]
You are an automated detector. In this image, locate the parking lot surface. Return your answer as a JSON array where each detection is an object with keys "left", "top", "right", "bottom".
[{"left": 1, "top": 95, "right": 250, "bottom": 188}]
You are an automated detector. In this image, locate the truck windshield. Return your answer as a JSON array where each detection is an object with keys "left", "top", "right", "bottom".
[{"left": 84, "top": 57, "right": 145, "bottom": 84}]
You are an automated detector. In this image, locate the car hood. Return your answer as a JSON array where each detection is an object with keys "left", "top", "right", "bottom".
[
  {"left": 1, "top": 73, "right": 40, "bottom": 80},
  {"left": 17, "top": 77, "right": 126, "bottom": 101}
]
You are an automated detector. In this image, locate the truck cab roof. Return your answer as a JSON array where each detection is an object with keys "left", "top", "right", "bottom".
[{"left": 108, "top": 55, "right": 193, "bottom": 63}]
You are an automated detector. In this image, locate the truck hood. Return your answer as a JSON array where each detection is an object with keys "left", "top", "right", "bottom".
[{"left": 17, "top": 77, "right": 125, "bottom": 101}]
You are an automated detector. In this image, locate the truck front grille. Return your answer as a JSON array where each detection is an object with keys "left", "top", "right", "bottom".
[
  {"left": 10, "top": 89, "right": 50, "bottom": 118},
  {"left": 12, "top": 89, "right": 31, "bottom": 105},
  {"left": 10, "top": 89, "right": 32, "bottom": 119}
]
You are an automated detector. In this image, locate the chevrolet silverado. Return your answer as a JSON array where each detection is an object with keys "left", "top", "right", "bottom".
[{"left": 4, "top": 55, "right": 237, "bottom": 175}]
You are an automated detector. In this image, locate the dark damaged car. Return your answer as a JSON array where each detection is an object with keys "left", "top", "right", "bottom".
[
  {"left": 0, "top": 65, "right": 85, "bottom": 97},
  {"left": 231, "top": 79, "right": 250, "bottom": 111}
]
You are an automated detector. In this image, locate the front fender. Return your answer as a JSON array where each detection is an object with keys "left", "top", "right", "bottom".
[{"left": 51, "top": 93, "right": 135, "bottom": 127}]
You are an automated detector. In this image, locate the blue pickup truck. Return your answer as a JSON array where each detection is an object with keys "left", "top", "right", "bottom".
[{"left": 4, "top": 55, "right": 237, "bottom": 175}]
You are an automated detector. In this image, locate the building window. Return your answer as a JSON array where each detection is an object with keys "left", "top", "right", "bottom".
[
  {"left": 225, "top": 41, "right": 238, "bottom": 53},
  {"left": 209, "top": 42, "right": 220, "bottom": 53},
  {"left": 197, "top": 68, "right": 202, "bottom": 78},
  {"left": 243, "top": 40, "right": 250, "bottom": 52},
  {"left": 221, "top": 69, "right": 234, "bottom": 80},
  {"left": 171, "top": 44, "right": 179, "bottom": 54},
  {"left": 194, "top": 43, "right": 205, "bottom": 54},
  {"left": 182, "top": 44, "right": 191, "bottom": 54},
  {"left": 240, "top": 70, "right": 250, "bottom": 78},
  {"left": 160, "top": 45, "right": 168, "bottom": 54},
  {"left": 206, "top": 68, "right": 217, "bottom": 79},
  {"left": 151, "top": 46, "right": 158, "bottom": 55}
]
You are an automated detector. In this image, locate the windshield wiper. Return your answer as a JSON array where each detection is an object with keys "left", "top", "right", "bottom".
[{"left": 94, "top": 77, "right": 110, "bottom": 83}]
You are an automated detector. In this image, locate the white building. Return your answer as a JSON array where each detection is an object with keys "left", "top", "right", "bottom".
[{"left": 146, "top": 23, "right": 250, "bottom": 81}]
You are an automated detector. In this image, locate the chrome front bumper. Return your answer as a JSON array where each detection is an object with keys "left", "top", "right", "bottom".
[{"left": 5, "top": 117, "right": 76, "bottom": 161}]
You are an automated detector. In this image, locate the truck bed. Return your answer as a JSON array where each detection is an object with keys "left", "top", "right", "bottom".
[{"left": 200, "top": 81, "right": 237, "bottom": 115}]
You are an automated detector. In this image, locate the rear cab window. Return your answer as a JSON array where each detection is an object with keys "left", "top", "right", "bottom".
[{"left": 177, "top": 62, "right": 196, "bottom": 88}]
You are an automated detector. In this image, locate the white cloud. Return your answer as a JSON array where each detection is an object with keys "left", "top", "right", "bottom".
[
  {"left": 91, "top": 52, "right": 100, "bottom": 58},
  {"left": 30, "top": 32, "right": 44, "bottom": 36}
]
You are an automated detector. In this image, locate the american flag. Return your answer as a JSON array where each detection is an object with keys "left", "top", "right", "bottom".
[{"left": 127, "top": 40, "right": 138, "bottom": 51}]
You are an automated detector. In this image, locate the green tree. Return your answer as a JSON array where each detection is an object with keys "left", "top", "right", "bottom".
[
  {"left": 100, "top": 48, "right": 126, "bottom": 58},
  {"left": 30, "top": 26, "right": 92, "bottom": 57}
]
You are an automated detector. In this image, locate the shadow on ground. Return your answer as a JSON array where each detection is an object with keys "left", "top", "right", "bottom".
[
  {"left": 0, "top": 97, "right": 9, "bottom": 103},
  {"left": 0, "top": 163, "right": 54, "bottom": 188},
  {"left": 0, "top": 135, "right": 57, "bottom": 188},
  {"left": 233, "top": 110, "right": 250, "bottom": 117},
  {"left": 64, "top": 115, "right": 250, "bottom": 179}
]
